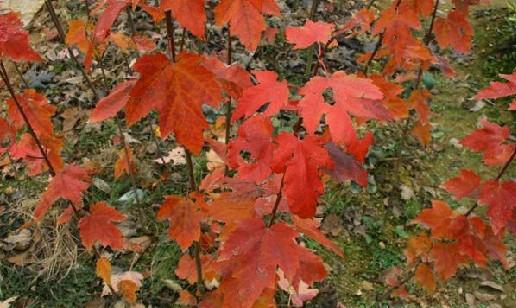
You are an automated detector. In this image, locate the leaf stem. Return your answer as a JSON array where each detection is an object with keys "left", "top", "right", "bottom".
[
  {"left": 224, "top": 24, "right": 233, "bottom": 176},
  {"left": 13, "top": 62, "right": 29, "bottom": 88},
  {"left": 0, "top": 61, "right": 55, "bottom": 176},
  {"left": 267, "top": 174, "right": 285, "bottom": 227}
]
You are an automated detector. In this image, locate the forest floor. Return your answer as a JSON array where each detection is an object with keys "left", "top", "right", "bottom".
[{"left": 0, "top": 1, "right": 515, "bottom": 307}]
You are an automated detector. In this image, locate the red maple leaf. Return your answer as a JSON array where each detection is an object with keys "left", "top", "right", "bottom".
[
  {"left": 34, "top": 165, "right": 92, "bottom": 220},
  {"left": 93, "top": 0, "right": 130, "bottom": 42},
  {"left": 298, "top": 72, "right": 388, "bottom": 145},
  {"left": 214, "top": 218, "right": 326, "bottom": 307},
  {"left": 90, "top": 80, "right": 136, "bottom": 123},
  {"left": 373, "top": 1, "right": 421, "bottom": 67},
  {"left": 285, "top": 20, "right": 335, "bottom": 49},
  {"left": 232, "top": 71, "right": 289, "bottom": 121},
  {"left": 415, "top": 264, "right": 436, "bottom": 292},
  {"left": 0, "top": 12, "right": 41, "bottom": 62},
  {"left": 324, "top": 142, "right": 368, "bottom": 187},
  {"left": 291, "top": 215, "right": 343, "bottom": 257},
  {"left": 475, "top": 73, "right": 516, "bottom": 108},
  {"left": 430, "top": 242, "right": 466, "bottom": 280},
  {"left": 202, "top": 56, "right": 252, "bottom": 98},
  {"left": 271, "top": 133, "right": 333, "bottom": 218},
  {"left": 228, "top": 115, "right": 274, "bottom": 183},
  {"left": 460, "top": 118, "right": 515, "bottom": 166},
  {"left": 214, "top": 0, "right": 281, "bottom": 51},
  {"left": 162, "top": 0, "right": 206, "bottom": 39},
  {"left": 478, "top": 180, "right": 516, "bottom": 235},
  {"left": 442, "top": 169, "right": 481, "bottom": 200},
  {"left": 434, "top": 10, "right": 473, "bottom": 54},
  {"left": 156, "top": 195, "right": 204, "bottom": 250},
  {"left": 370, "top": 75, "right": 408, "bottom": 120},
  {"left": 66, "top": 19, "right": 94, "bottom": 70},
  {"left": 79, "top": 201, "right": 125, "bottom": 250},
  {"left": 414, "top": 200, "right": 467, "bottom": 238},
  {"left": 125, "top": 52, "right": 223, "bottom": 154}
]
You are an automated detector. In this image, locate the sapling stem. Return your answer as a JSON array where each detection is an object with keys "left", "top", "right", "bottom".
[{"left": 0, "top": 61, "right": 56, "bottom": 176}]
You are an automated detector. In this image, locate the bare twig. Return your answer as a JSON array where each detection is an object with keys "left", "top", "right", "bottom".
[{"left": 44, "top": 0, "right": 98, "bottom": 100}]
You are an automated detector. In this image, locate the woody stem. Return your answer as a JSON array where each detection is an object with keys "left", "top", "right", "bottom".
[
  {"left": 224, "top": 24, "right": 233, "bottom": 176},
  {"left": 0, "top": 61, "right": 56, "bottom": 176},
  {"left": 495, "top": 145, "right": 515, "bottom": 181},
  {"left": 164, "top": 16, "right": 204, "bottom": 292},
  {"left": 267, "top": 174, "right": 286, "bottom": 227},
  {"left": 44, "top": 0, "right": 98, "bottom": 100}
]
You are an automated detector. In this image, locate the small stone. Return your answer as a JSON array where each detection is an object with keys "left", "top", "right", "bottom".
[
  {"left": 465, "top": 293, "right": 475, "bottom": 306},
  {"left": 480, "top": 281, "right": 503, "bottom": 292},
  {"left": 474, "top": 291, "right": 497, "bottom": 302},
  {"left": 458, "top": 287, "right": 463, "bottom": 294}
]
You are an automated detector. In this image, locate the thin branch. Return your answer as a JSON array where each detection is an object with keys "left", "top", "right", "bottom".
[
  {"left": 193, "top": 241, "right": 206, "bottom": 296},
  {"left": 165, "top": 11, "right": 176, "bottom": 62},
  {"left": 44, "top": 0, "right": 99, "bottom": 100},
  {"left": 126, "top": 7, "right": 136, "bottom": 36},
  {"left": 363, "top": 32, "right": 383, "bottom": 76},
  {"left": 496, "top": 146, "right": 516, "bottom": 181},
  {"left": 267, "top": 174, "right": 285, "bottom": 227},
  {"left": 224, "top": 24, "right": 233, "bottom": 176},
  {"left": 0, "top": 61, "right": 55, "bottom": 176},
  {"left": 184, "top": 149, "right": 197, "bottom": 192},
  {"left": 13, "top": 62, "right": 29, "bottom": 88}
]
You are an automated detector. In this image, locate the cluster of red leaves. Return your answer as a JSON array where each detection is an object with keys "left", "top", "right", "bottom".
[
  {"left": 396, "top": 96, "right": 515, "bottom": 295},
  {"left": 1, "top": 0, "right": 512, "bottom": 306}
]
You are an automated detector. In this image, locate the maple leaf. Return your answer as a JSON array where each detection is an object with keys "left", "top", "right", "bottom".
[
  {"left": 409, "top": 89, "right": 431, "bottom": 124},
  {"left": 415, "top": 264, "right": 436, "bottom": 292},
  {"left": 478, "top": 180, "right": 516, "bottom": 235},
  {"left": 228, "top": 115, "right": 274, "bottom": 183},
  {"left": 66, "top": 19, "right": 94, "bottom": 70},
  {"left": 93, "top": 0, "right": 130, "bottom": 43},
  {"left": 90, "top": 80, "right": 136, "bottom": 123},
  {"left": 162, "top": 0, "right": 206, "bottom": 39},
  {"left": 370, "top": 75, "right": 408, "bottom": 120},
  {"left": 271, "top": 133, "right": 333, "bottom": 218},
  {"left": 5, "top": 90, "right": 64, "bottom": 173},
  {"left": 125, "top": 52, "right": 223, "bottom": 154},
  {"left": 7, "top": 89, "right": 57, "bottom": 143},
  {"left": 339, "top": 8, "right": 375, "bottom": 34},
  {"left": 175, "top": 254, "right": 215, "bottom": 284},
  {"left": 285, "top": 20, "right": 335, "bottom": 49},
  {"left": 414, "top": 200, "right": 467, "bottom": 239},
  {"left": 405, "top": 233, "right": 432, "bottom": 265},
  {"left": 475, "top": 73, "right": 516, "bottom": 101},
  {"left": 298, "top": 72, "right": 388, "bottom": 145},
  {"left": 411, "top": 121, "right": 432, "bottom": 146},
  {"left": 460, "top": 118, "right": 515, "bottom": 166},
  {"left": 201, "top": 56, "right": 252, "bottom": 98},
  {"left": 206, "top": 192, "right": 255, "bottom": 239},
  {"left": 8, "top": 134, "right": 47, "bottom": 175},
  {"left": 430, "top": 242, "right": 466, "bottom": 280},
  {"left": 434, "top": 10, "right": 473, "bottom": 54},
  {"left": 96, "top": 257, "right": 112, "bottom": 285},
  {"left": 0, "top": 12, "right": 41, "bottom": 62},
  {"left": 114, "top": 148, "right": 137, "bottom": 178},
  {"left": 442, "top": 169, "right": 481, "bottom": 200},
  {"left": 324, "top": 142, "right": 368, "bottom": 187},
  {"left": 79, "top": 202, "right": 125, "bottom": 250},
  {"left": 35, "top": 165, "right": 92, "bottom": 220},
  {"left": 156, "top": 195, "right": 204, "bottom": 250},
  {"left": 373, "top": 1, "right": 421, "bottom": 67},
  {"left": 215, "top": 218, "right": 326, "bottom": 307},
  {"left": 214, "top": 0, "right": 281, "bottom": 51},
  {"left": 291, "top": 215, "right": 343, "bottom": 257},
  {"left": 232, "top": 71, "right": 289, "bottom": 121}
]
